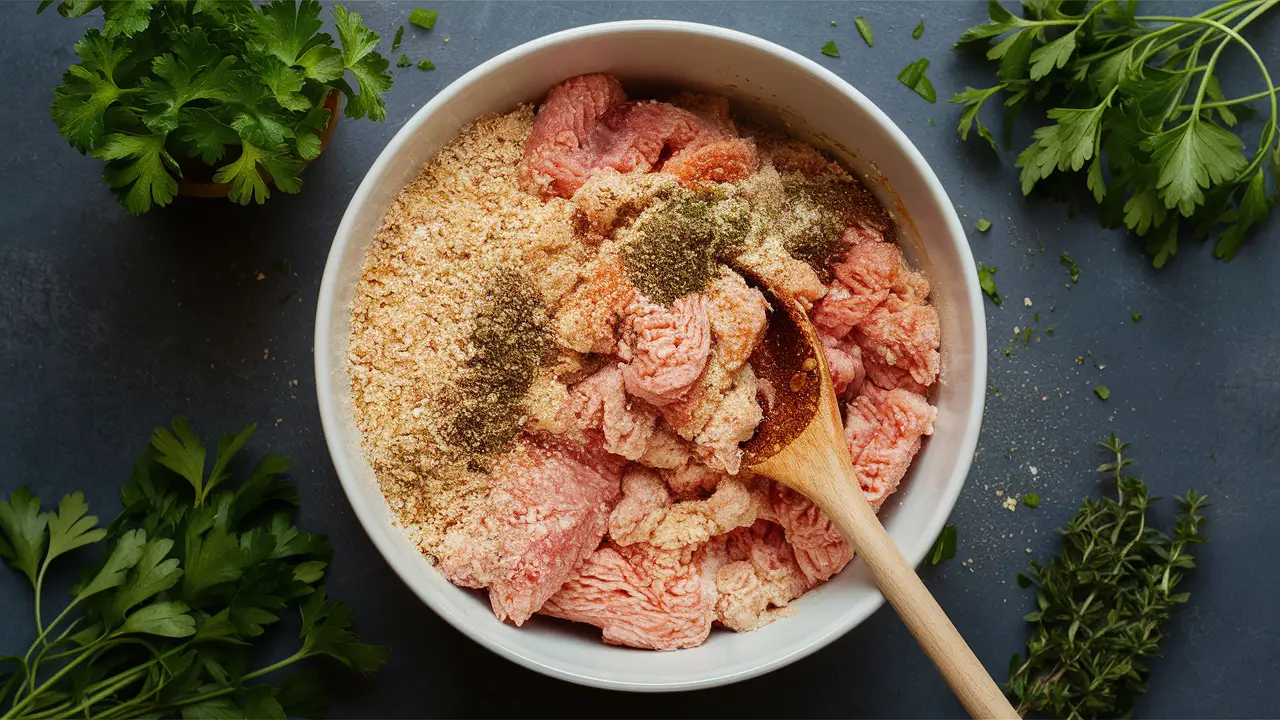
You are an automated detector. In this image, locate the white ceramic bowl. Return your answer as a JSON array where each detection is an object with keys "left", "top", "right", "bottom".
[{"left": 315, "top": 20, "right": 986, "bottom": 692}]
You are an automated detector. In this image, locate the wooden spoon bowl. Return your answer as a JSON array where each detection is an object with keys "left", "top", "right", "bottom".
[{"left": 743, "top": 274, "right": 1017, "bottom": 719}]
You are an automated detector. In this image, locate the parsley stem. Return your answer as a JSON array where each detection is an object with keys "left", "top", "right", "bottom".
[
  {"left": 163, "top": 649, "right": 311, "bottom": 711},
  {"left": 1189, "top": 86, "right": 1279, "bottom": 109}
]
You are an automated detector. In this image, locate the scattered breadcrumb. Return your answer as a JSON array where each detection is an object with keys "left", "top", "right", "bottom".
[{"left": 1003, "top": 496, "right": 1018, "bottom": 511}]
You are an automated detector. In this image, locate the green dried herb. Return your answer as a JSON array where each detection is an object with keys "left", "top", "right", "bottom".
[
  {"left": 929, "top": 525, "right": 957, "bottom": 565},
  {"left": 821, "top": 40, "right": 840, "bottom": 58},
  {"left": 1008, "top": 435, "right": 1208, "bottom": 718}
]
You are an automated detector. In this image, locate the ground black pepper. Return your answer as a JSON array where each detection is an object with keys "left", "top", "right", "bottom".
[
  {"left": 624, "top": 190, "right": 752, "bottom": 305},
  {"left": 446, "top": 272, "right": 553, "bottom": 456}
]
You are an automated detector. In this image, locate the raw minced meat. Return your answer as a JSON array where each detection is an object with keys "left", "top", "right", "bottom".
[{"left": 354, "top": 73, "right": 944, "bottom": 651}]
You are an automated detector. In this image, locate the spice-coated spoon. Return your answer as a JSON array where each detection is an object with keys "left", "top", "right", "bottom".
[{"left": 742, "top": 276, "right": 1017, "bottom": 720}]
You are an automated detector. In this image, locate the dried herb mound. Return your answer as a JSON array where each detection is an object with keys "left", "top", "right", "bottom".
[
  {"left": 779, "top": 177, "right": 864, "bottom": 268},
  {"left": 446, "top": 273, "right": 552, "bottom": 455},
  {"left": 1009, "top": 434, "right": 1209, "bottom": 718},
  {"left": 624, "top": 190, "right": 751, "bottom": 305}
]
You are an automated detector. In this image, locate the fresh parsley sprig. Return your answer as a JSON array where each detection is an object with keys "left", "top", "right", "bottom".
[
  {"left": 1008, "top": 434, "right": 1208, "bottom": 718},
  {"left": 0, "top": 418, "right": 387, "bottom": 720},
  {"left": 953, "top": 0, "right": 1279, "bottom": 266},
  {"left": 43, "top": 0, "right": 394, "bottom": 214}
]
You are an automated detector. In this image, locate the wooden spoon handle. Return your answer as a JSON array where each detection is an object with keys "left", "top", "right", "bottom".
[{"left": 814, "top": 465, "right": 1018, "bottom": 719}]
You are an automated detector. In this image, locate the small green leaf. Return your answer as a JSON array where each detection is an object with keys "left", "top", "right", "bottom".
[
  {"left": 978, "top": 262, "right": 1001, "bottom": 306},
  {"left": 976, "top": 218, "right": 992, "bottom": 232},
  {"left": 1058, "top": 253, "right": 1080, "bottom": 282},
  {"left": 1142, "top": 118, "right": 1247, "bottom": 217},
  {"left": 119, "top": 600, "right": 196, "bottom": 637},
  {"left": 1023, "top": 493, "right": 1040, "bottom": 508},
  {"left": 409, "top": 8, "right": 438, "bottom": 29},
  {"left": 855, "top": 17, "right": 874, "bottom": 47},
  {"left": 396, "top": 53, "right": 412, "bottom": 68},
  {"left": 1131, "top": 313, "right": 1143, "bottom": 323},
  {"left": 77, "top": 528, "right": 147, "bottom": 602},
  {"left": 108, "top": 537, "right": 182, "bottom": 620},
  {"left": 152, "top": 417, "right": 207, "bottom": 499},
  {"left": 898, "top": 58, "right": 936, "bottom": 103},
  {"left": 929, "top": 525, "right": 957, "bottom": 565},
  {"left": 821, "top": 40, "right": 840, "bottom": 58},
  {"left": 418, "top": 59, "right": 436, "bottom": 71},
  {"left": 300, "top": 589, "right": 390, "bottom": 673},
  {"left": 1094, "top": 385, "right": 1110, "bottom": 401},
  {"left": 243, "top": 687, "right": 287, "bottom": 720},
  {"left": 912, "top": 18, "right": 925, "bottom": 39},
  {"left": 46, "top": 491, "right": 107, "bottom": 565},
  {"left": 391, "top": 25, "right": 405, "bottom": 51},
  {"left": 0, "top": 487, "right": 48, "bottom": 587},
  {"left": 91, "top": 133, "right": 179, "bottom": 215},
  {"left": 1028, "top": 29, "right": 1076, "bottom": 80}
]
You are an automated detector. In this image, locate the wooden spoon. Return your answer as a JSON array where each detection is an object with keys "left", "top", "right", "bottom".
[{"left": 743, "top": 276, "right": 1017, "bottom": 720}]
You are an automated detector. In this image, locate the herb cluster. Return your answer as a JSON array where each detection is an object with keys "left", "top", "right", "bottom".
[
  {"left": 953, "top": 0, "right": 1279, "bottom": 266},
  {"left": 45, "top": 0, "right": 394, "bottom": 214},
  {"left": 1009, "top": 435, "right": 1208, "bottom": 718},
  {"left": 0, "top": 418, "right": 387, "bottom": 719}
]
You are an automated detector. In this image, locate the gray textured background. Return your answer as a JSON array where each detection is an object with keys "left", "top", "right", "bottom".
[{"left": 2, "top": 1, "right": 1279, "bottom": 717}]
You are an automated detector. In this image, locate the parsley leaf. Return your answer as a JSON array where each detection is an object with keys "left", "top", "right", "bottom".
[
  {"left": 855, "top": 17, "right": 873, "bottom": 47},
  {"left": 1022, "top": 493, "right": 1040, "bottom": 508},
  {"left": 1058, "top": 252, "right": 1080, "bottom": 282},
  {"left": 396, "top": 53, "right": 412, "bottom": 68},
  {"left": 952, "top": 85, "right": 1001, "bottom": 151},
  {"left": 978, "top": 262, "right": 1001, "bottom": 305},
  {"left": 50, "top": 30, "right": 129, "bottom": 152},
  {"left": 898, "top": 58, "right": 936, "bottom": 103},
  {"left": 1215, "top": 170, "right": 1272, "bottom": 260},
  {"left": 92, "top": 133, "right": 179, "bottom": 215},
  {"left": 1131, "top": 312, "right": 1143, "bottom": 322},
  {"left": 118, "top": 600, "right": 196, "bottom": 638},
  {"left": 213, "top": 141, "right": 304, "bottom": 206},
  {"left": 929, "top": 525, "right": 957, "bottom": 565},
  {"left": 391, "top": 25, "right": 404, "bottom": 51},
  {"left": 333, "top": 5, "right": 392, "bottom": 122},
  {"left": 107, "top": 536, "right": 182, "bottom": 621},
  {"left": 975, "top": 218, "right": 992, "bottom": 232},
  {"left": 299, "top": 588, "right": 390, "bottom": 672},
  {"left": 1016, "top": 95, "right": 1113, "bottom": 195},
  {"left": 0, "top": 488, "right": 48, "bottom": 587},
  {"left": 46, "top": 492, "right": 107, "bottom": 566},
  {"left": 1143, "top": 118, "right": 1248, "bottom": 217},
  {"left": 102, "top": 0, "right": 156, "bottom": 37},
  {"left": 1027, "top": 29, "right": 1076, "bottom": 80},
  {"left": 912, "top": 18, "right": 924, "bottom": 39},
  {"left": 409, "top": 8, "right": 439, "bottom": 30},
  {"left": 418, "top": 59, "right": 436, "bottom": 71},
  {"left": 252, "top": 0, "right": 325, "bottom": 67},
  {"left": 821, "top": 40, "right": 840, "bottom": 58},
  {"left": 1094, "top": 385, "right": 1110, "bottom": 401}
]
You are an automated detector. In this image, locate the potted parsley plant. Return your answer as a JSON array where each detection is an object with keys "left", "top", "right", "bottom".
[{"left": 44, "top": 0, "right": 394, "bottom": 214}]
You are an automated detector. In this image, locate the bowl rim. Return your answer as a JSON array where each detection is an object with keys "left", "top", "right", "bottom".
[{"left": 315, "top": 19, "right": 988, "bottom": 692}]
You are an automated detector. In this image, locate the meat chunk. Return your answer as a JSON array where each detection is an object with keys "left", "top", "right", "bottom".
[
  {"left": 853, "top": 294, "right": 941, "bottom": 387},
  {"left": 620, "top": 295, "right": 712, "bottom": 406},
  {"left": 714, "top": 521, "right": 811, "bottom": 632},
  {"left": 658, "top": 354, "right": 735, "bottom": 440},
  {"left": 610, "top": 472, "right": 758, "bottom": 550},
  {"left": 661, "top": 461, "right": 726, "bottom": 499},
  {"left": 820, "top": 332, "right": 865, "bottom": 398},
  {"left": 554, "top": 257, "right": 637, "bottom": 354},
  {"left": 664, "top": 138, "right": 759, "bottom": 185},
  {"left": 844, "top": 386, "right": 936, "bottom": 508},
  {"left": 769, "top": 484, "right": 853, "bottom": 585},
  {"left": 705, "top": 270, "right": 769, "bottom": 374},
  {"left": 567, "top": 365, "right": 657, "bottom": 460},
  {"left": 520, "top": 75, "right": 746, "bottom": 198},
  {"left": 667, "top": 92, "right": 736, "bottom": 135},
  {"left": 540, "top": 542, "right": 717, "bottom": 650},
  {"left": 736, "top": 246, "right": 826, "bottom": 310},
  {"left": 636, "top": 421, "right": 691, "bottom": 470},
  {"left": 440, "top": 436, "right": 623, "bottom": 625},
  {"left": 817, "top": 239, "right": 930, "bottom": 339},
  {"left": 692, "top": 365, "right": 763, "bottom": 475},
  {"left": 863, "top": 356, "right": 928, "bottom": 395},
  {"left": 520, "top": 74, "right": 629, "bottom": 197}
]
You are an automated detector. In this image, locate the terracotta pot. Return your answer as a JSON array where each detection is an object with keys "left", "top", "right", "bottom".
[{"left": 177, "top": 91, "right": 341, "bottom": 199}]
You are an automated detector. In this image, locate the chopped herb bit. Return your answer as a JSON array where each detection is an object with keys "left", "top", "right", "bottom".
[
  {"left": 912, "top": 18, "right": 925, "bottom": 39},
  {"left": 392, "top": 25, "right": 405, "bottom": 51},
  {"left": 989, "top": 385, "right": 1000, "bottom": 394},
  {"left": 1045, "top": 326, "right": 1055, "bottom": 335},
  {"left": 898, "top": 58, "right": 936, "bottom": 103},
  {"left": 929, "top": 524, "right": 957, "bottom": 565},
  {"left": 418, "top": 59, "right": 436, "bottom": 71},
  {"left": 1023, "top": 493, "right": 1041, "bottom": 508},
  {"left": 821, "top": 40, "right": 840, "bottom": 58},
  {"left": 409, "top": 8, "right": 438, "bottom": 29},
  {"left": 1131, "top": 313, "right": 1143, "bottom": 323},
  {"left": 1059, "top": 253, "right": 1081, "bottom": 283},
  {"left": 1009, "top": 435, "right": 1208, "bottom": 718},
  {"left": 855, "top": 16, "right": 874, "bottom": 47},
  {"left": 975, "top": 218, "right": 992, "bottom": 232},
  {"left": 831, "top": 20, "right": 837, "bottom": 27},
  {"left": 1033, "top": 312, "right": 1039, "bottom": 322},
  {"left": 396, "top": 53, "right": 412, "bottom": 68},
  {"left": 1020, "top": 326, "right": 1033, "bottom": 347},
  {"left": 977, "top": 262, "right": 1001, "bottom": 306},
  {"left": 1094, "top": 385, "right": 1110, "bottom": 401}
]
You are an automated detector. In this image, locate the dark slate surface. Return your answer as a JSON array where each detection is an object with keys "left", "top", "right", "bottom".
[{"left": 2, "top": 1, "right": 1278, "bottom": 717}]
